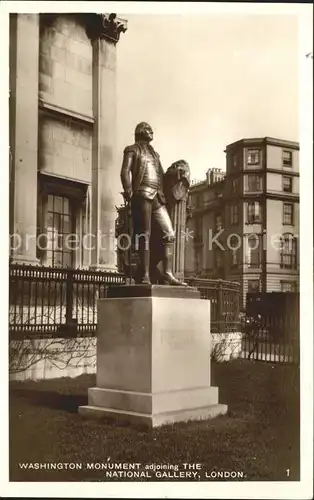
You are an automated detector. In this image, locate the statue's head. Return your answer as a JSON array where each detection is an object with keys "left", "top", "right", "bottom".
[{"left": 135, "top": 122, "right": 153, "bottom": 143}]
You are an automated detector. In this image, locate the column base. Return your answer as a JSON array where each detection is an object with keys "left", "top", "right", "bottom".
[
  {"left": 10, "top": 256, "right": 40, "bottom": 266},
  {"left": 89, "top": 264, "right": 118, "bottom": 273}
]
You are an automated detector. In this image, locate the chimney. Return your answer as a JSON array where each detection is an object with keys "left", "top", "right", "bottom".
[
  {"left": 206, "top": 168, "right": 221, "bottom": 184},
  {"left": 207, "top": 167, "right": 226, "bottom": 184},
  {"left": 206, "top": 168, "right": 213, "bottom": 185}
]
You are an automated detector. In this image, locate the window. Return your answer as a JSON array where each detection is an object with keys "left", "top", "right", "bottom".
[
  {"left": 215, "top": 213, "right": 223, "bottom": 231},
  {"left": 194, "top": 217, "right": 203, "bottom": 243},
  {"left": 215, "top": 248, "right": 223, "bottom": 269},
  {"left": 282, "top": 150, "right": 292, "bottom": 167},
  {"left": 247, "top": 234, "right": 262, "bottom": 268},
  {"left": 232, "top": 178, "right": 240, "bottom": 194},
  {"left": 36, "top": 177, "right": 88, "bottom": 268},
  {"left": 231, "top": 251, "right": 239, "bottom": 266},
  {"left": 229, "top": 234, "right": 240, "bottom": 267},
  {"left": 247, "top": 202, "right": 262, "bottom": 224},
  {"left": 283, "top": 176, "right": 292, "bottom": 193},
  {"left": 195, "top": 217, "right": 202, "bottom": 236},
  {"left": 280, "top": 234, "right": 297, "bottom": 269},
  {"left": 247, "top": 149, "right": 260, "bottom": 166},
  {"left": 230, "top": 204, "right": 239, "bottom": 225},
  {"left": 283, "top": 203, "right": 294, "bottom": 225},
  {"left": 195, "top": 248, "right": 202, "bottom": 272},
  {"left": 247, "top": 280, "right": 260, "bottom": 293},
  {"left": 246, "top": 174, "right": 262, "bottom": 192},
  {"left": 281, "top": 281, "right": 297, "bottom": 292},
  {"left": 232, "top": 155, "right": 237, "bottom": 169},
  {"left": 45, "top": 195, "right": 74, "bottom": 267}
]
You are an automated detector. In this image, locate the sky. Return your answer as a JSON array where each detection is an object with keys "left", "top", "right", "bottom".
[{"left": 116, "top": 14, "right": 299, "bottom": 182}]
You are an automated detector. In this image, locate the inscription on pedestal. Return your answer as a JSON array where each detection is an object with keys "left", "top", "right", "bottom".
[{"left": 160, "top": 327, "right": 195, "bottom": 350}]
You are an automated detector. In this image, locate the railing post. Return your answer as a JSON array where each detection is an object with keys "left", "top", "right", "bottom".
[
  {"left": 65, "top": 269, "right": 77, "bottom": 336},
  {"left": 218, "top": 279, "right": 223, "bottom": 334},
  {"left": 66, "top": 269, "right": 73, "bottom": 324},
  {"left": 235, "top": 284, "right": 240, "bottom": 331}
]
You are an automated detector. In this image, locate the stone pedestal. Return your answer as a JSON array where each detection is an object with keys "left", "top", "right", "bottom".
[{"left": 79, "top": 285, "right": 227, "bottom": 427}]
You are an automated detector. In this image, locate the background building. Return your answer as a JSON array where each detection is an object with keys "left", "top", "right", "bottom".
[
  {"left": 185, "top": 168, "right": 226, "bottom": 279},
  {"left": 185, "top": 137, "right": 300, "bottom": 307},
  {"left": 9, "top": 13, "right": 127, "bottom": 271}
]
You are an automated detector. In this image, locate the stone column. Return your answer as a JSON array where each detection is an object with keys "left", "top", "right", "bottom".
[
  {"left": 164, "top": 161, "right": 191, "bottom": 280},
  {"left": 167, "top": 196, "right": 191, "bottom": 280},
  {"left": 90, "top": 14, "right": 127, "bottom": 271},
  {"left": 10, "top": 14, "right": 40, "bottom": 265}
]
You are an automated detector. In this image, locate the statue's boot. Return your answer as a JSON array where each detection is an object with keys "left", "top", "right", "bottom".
[
  {"left": 138, "top": 243, "right": 151, "bottom": 285},
  {"left": 162, "top": 241, "right": 187, "bottom": 286}
]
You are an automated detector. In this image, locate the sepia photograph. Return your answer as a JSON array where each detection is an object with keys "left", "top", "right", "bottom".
[{"left": 0, "top": 1, "right": 313, "bottom": 498}]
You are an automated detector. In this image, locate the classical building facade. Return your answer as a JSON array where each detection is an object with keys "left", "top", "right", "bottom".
[
  {"left": 185, "top": 137, "right": 300, "bottom": 307},
  {"left": 9, "top": 13, "right": 127, "bottom": 271}
]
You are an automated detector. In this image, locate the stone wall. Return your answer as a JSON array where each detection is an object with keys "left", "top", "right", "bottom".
[
  {"left": 10, "top": 13, "right": 122, "bottom": 270},
  {"left": 38, "top": 115, "right": 92, "bottom": 182},
  {"left": 38, "top": 16, "right": 93, "bottom": 183},
  {"left": 39, "top": 15, "right": 92, "bottom": 116},
  {"left": 10, "top": 337, "right": 96, "bottom": 381},
  {"left": 211, "top": 332, "right": 243, "bottom": 362}
]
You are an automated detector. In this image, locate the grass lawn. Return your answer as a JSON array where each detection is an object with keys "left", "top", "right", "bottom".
[{"left": 9, "top": 359, "right": 299, "bottom": 482}]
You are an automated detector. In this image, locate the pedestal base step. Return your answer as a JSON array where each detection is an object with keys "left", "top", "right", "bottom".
[
  {"left": 78, "top": 403, "right": 228, "bottom": 428},
  {"left": 87, "top": 386, "right": 220, "bottom": 414}
]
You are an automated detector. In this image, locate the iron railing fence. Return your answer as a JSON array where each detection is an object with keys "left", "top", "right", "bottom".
[
  {"left": 9, "top": 266, "right": 241, "bottom": 338},
  {"left": 240, "top": 292, "right": 300, "bottom": 364},
  {"left": 185, "top": 277, "right": 241, "bottom": 334},
  {"left": 9, "top": 264, "right": 125, "bottom": 338},
  {"left": 11, "top": 267, "right": 299, "bottom": 364}
]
